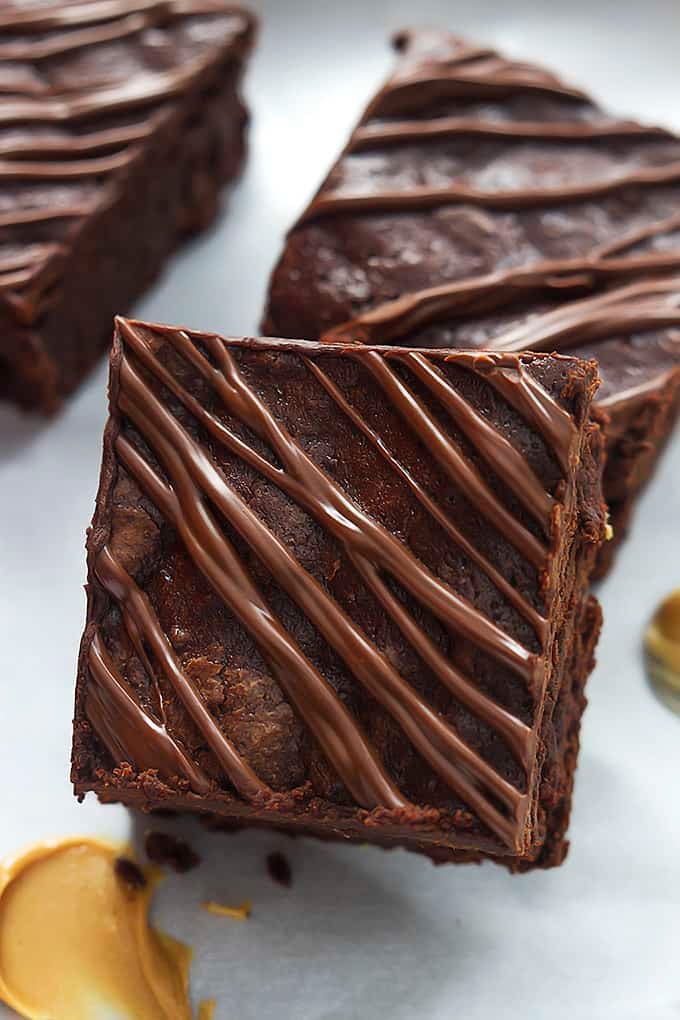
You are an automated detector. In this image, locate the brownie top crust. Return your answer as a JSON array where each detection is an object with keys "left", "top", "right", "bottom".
[
  {"left": 0, "top": 0, "right": 255, "bottom": 328},
  {"left": 264, "top": 29, "right": 680, "bottom": 417},
  {"left": 73, "top": 322, "right": 605, "bottom": 858}
]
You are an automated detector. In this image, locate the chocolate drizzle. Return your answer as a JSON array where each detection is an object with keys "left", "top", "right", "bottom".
[
  {"left": 385, "top": 352, "right": 556, "bottom": 527},
  {"left": 301, "top": 159, "right": 680, "bottom": 222},
  {"left": 87, "top": 628, "right": 211, "bottom": 795},
  {"left": 85, "top": 325, "right": 589, "bottom": 850},
  {"left": 321, "top": 266, "right": 680, "bottom": 413},
  {"left": 358, "top": 350, "right": 548, "bottom": 568},
  {"left": 352, "top": 117, "right": 671, "bottom": 148},
  {"left": 0, "top": 0, "right": 254, "bottom": 315},
  {"left": 303, "top": 355, "right": 549, "bottom": 641},
  {"left": 91, "top": 546, "right": 267, "bottom": 801}
]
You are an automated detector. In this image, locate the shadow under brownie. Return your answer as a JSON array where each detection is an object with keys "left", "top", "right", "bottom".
[
  {"left": 263, "top": 29, "right": 680, "bottom": 576},
  {"left": 0, "top": 0, "right": 256, "bottom": 414},
  {"left": 72, "top": 322, "right": 606, "bottom": 868}
]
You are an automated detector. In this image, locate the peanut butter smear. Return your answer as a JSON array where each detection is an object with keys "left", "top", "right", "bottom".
[
  {"left": 645, "top": 589, "right": 680, "bottom": 713},
  {"left": 0, "top": 837, "right": 194, "bottom": 1020}
]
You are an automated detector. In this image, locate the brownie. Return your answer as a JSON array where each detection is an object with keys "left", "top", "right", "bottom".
[
  {"left": 71, "top": 320, "right": 606, "bottom": 868},
  {"left": 263, "top": 29, "right": 680, "bottom": 576},
  {"left": 0, "top": 0, "right": 256, "bottom": 414}
]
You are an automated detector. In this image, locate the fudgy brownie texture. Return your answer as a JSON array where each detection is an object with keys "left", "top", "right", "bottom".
[
  {"left": 72, "top": 322, "right": 606, "bottom": 868},
  {"left": 263, "top": 29, "right": 680, "bottom": 577},
  {"left": 203, "top": 591, "right": 602, "bottom": 871},
  {"left": 0, "top": 0, "right": 256, "bottom": 414}
]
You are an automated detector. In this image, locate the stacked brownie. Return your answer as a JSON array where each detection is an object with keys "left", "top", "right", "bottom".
[
  {"left": 264, "top": 29, "right": 680, "bottom": 574},
  {"left": 72, "top": 322, "right": 606, "bottom": 868},
  {"left": 0, "top": 0, "right": 256, "bottom": 413}
]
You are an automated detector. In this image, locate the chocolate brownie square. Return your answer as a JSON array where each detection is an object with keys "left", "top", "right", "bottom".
[{"left": 72, "top": 320, "right": 606, "bottom": 867}]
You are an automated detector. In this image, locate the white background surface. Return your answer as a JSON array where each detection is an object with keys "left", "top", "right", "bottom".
[{"left": 1, "top": 1, "right": 680, "bottom": 1017}]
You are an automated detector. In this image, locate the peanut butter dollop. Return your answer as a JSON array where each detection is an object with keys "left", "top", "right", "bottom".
[
  {"left": 645, "top": 589, "right": 680, "bottom": 712},
  {"left": 0, "top": 837, "right": 194, "bottom": 1020}
]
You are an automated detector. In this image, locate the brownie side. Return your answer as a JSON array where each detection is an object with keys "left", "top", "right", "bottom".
[
  {"left": 72, "top": 329, "right": 606, "bottom": 866},
  {"left": 523, "top": 594, "right": 602, "bottom": 870},
  {"left": 595, "top": 372, "right": 680, "bottom": 576},
  {"left": 0, "top": 2, "right": 256, "bottom": 415},
  {"left": 262, "top": 30, "right": 680, "bottom": 574}
]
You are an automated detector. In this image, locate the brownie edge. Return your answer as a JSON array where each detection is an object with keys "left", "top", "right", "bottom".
[
  {"left": 72, "top": 323, "right": 606, "bottom": 868},
  {"left": 0, "top": 1, "right": 257, "bottom": 414}
]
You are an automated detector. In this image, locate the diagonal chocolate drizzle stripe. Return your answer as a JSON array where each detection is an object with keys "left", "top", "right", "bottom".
[
  {"left": 108, "top": 568, "right": 169, "bottom": 728},
  {"left": 488, "top": 276, "right": 680, "bottom": 352},
  {"left": 321, "top": 253, "right": 680, "bottom": 348},
  {"left": 112, "top": 335, "right": 537, "bottom": 846},
  {"left": 352, "top": 117, "right": 671, "bottom": 148},
  {"left": 591, "top": 211, "right": 680, "bottom": 258},
  {"left": 114, "top": 433, "right": 404, "bottom": 813},
  {"left": 120, "top": 329, "right": 537, "bottom": 765},
  {"left": 364, "top": 61, "right": 588, "bottom": 115},
  {"left": 453, "top": 354, "right": 579, "bottom": 476},
  {"left": 0, "top": 151, "right": 138, "bottom": 179},
  {"left": 87, "top": 629, "right": 211, "bottom": 794},
  {"left": 299, "top": 159, "right": 680, "bottom": 223},
  {"left": 0, "top": 122, "right": 155, "bottom": 161},
  {"left": 392, "top": 351, "right": 555, "bottom": 528},
  {"left": 357, "top": 350, "right": 547, "bottom": 567},
  {"left": 160, "top": 328, "right": 539, "bottom": 679},
  {"left": 0, "top": 204, "right": 96, "bottom": 228},
  {"left": 303, "top": 355, "right": 548, "bottom": 644},
  {"left": 94, "top": 545, "right": 268, "bottom": 801}
]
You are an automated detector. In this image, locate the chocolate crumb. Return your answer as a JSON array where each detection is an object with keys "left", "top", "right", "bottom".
[
  {"left": 114, "top": 856, "right": 147, "bottom": 890},
  {"left": 266, "top": 852, "right": 292, "bottom": 887},
  {"left": 145, "top": 831, "right": 201, "bottom": 873}
]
